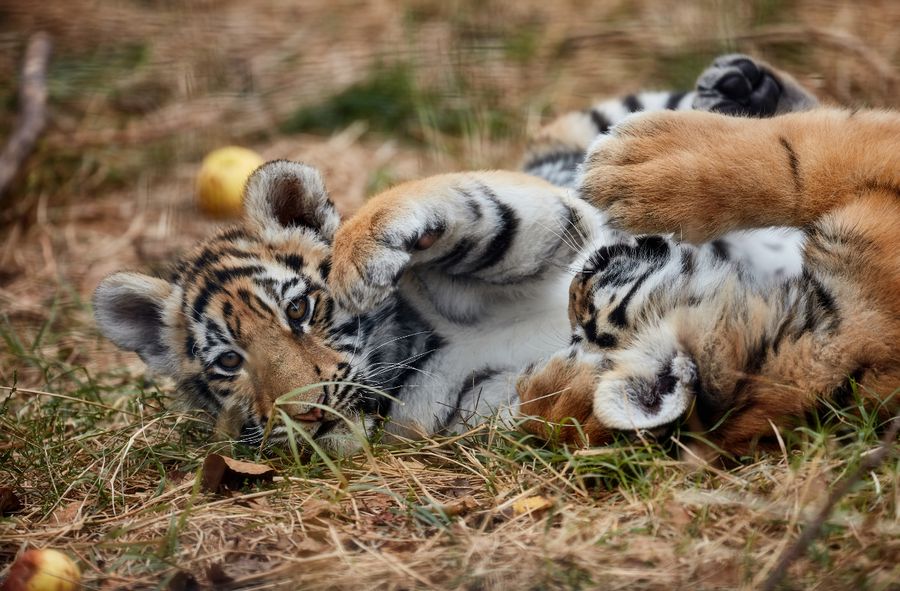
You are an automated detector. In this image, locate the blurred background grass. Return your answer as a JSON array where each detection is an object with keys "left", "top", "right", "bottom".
[{"left": 1, "top": 0, "right": 899, "bottom": 222}]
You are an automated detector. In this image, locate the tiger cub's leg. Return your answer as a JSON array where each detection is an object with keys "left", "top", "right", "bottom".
[
  {"left": 519, "top": 233, "right": 715, "bottom": 447},
  {"left": 581, "top": 109, "right": 900, "bottom": 242},
  {"left": 329, "top": 171, "right": 606, "bottom": 315},
  {"left": 522, "top": 53, "right": 815, "bottom": 188}
]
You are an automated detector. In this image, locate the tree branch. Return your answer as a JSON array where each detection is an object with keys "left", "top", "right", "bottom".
[
  {"left": 761, "top": 416, "right": 900, "bottom": 591},
  {"left": 0, "top": 32, "right": 53, "bottom": 202}
]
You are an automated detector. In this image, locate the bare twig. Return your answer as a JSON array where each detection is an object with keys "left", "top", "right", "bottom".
[
  {"left": 761, "top": 416, "right": 900, "bottom": 591},
  {"left": 0, "top": 32, "right": 52, "bottom": 202}
]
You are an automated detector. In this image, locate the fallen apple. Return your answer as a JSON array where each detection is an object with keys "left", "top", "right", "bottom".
[
  {"left": 196, "top": 146, "right": 265, "bottom": 218},
  {"left": 0, "top": 548, "right": 81, "bottom": 591}
]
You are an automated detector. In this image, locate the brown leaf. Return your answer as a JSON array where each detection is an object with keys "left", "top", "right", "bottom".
[
  {"left": 510, "top": 495, "right": 553, "bottom": 516},
  {"left": 0, "top": 487, "right": 23, "bottom": 515},
  {"left": 440, "top": 495, "right": 480, "bottom": 517},
  {"left": 201, "top": 453, "right": 276, "bottom": 494}
]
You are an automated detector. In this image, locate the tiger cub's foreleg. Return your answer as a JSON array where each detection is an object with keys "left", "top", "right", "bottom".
[
  {"left": 329, "top": 171, "right": 605, "bottom": 315},
  {"left": 580, "top": 108, "right": 900, "bottom": 242}
]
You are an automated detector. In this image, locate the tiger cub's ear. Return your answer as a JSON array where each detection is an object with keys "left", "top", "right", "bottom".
[
  {"left": 93, "top": 272, "right": 177, "bottom": 374},
  {"left": 243, "top": 160, "right": 341, "bottom": 243}
]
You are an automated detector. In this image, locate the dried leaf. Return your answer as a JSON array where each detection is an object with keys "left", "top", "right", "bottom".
[
  {"left": 440, "top": 495, "right": 480, "bottom": 517},
  {"left": 0, "top": 487, "right": 23, "bottom": 515},
  {"left": 511, "top": 495, "right": 553, "bottom": 516},
  {"left": 201, "top": 453, "right": 276, "bottom": 494}
]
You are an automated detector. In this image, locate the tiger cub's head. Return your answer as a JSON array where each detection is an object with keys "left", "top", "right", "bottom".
[{"left": 94, "top": 160, "right": 369, "bottom": 454}]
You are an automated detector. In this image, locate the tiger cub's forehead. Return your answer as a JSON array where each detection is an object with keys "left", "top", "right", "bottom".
[{"left": 171, "top": 225, "right": 331, "bottom": 329}]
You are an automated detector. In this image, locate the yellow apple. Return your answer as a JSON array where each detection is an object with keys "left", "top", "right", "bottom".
[
  {"left": 196, "top": 146, "right": 265, "bottom": 218},
  {"left": 1, "top": 548, "right": 81, "bottom": 591}
]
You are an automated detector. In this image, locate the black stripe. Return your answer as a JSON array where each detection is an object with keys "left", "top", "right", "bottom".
[
  {"left": 207, "top": 373, "right": 237, "bottom": 383},
  {"left": 623, "top": 94, "right": 643, "bottom": 113},
  {"left": 277, "top": 253, "right": 305, "bottom": 273},
  {"left": 665, "top": 91, "right": 687, "bottom": 110},
  {"left": 680, "top": 249, "right": 696, "bottom": 275},
  {"left": 210, "top": 265, "right": 264, "bottom": 285},
  {"left": 863, "top": 179, "right": 900, "bottom": 198},
  {"left": 318, "top": 257, "right": 332, "bottom": 280},
  {"left": 607, "top": 269, "right": 652, "bottom": 328},
  {"left": 635, "top": 235, "right": 670, "bottom": 260},
  {"left": 279, "top": 277, "right": 301, "bottom": 298},
  {"left": 523, "top": 150, "right": 585, "bottom": 175},
  {"left": 233, "top": 313, "right": 242, "bottom": 341},
  {"left": 204, "top": 319, "right": 228, "bottom": 344},
  {"left": 444, "top": 368, "right": 502, "bottom": 429},
  {"left": 582, "top": 315, "right": 618, "bottom": 348},
  {"left": 190, "top": 285, "right": 219, "bottom": 322},
  {"left": 190, "top": 266, "right": 266, "bottom": 320},
  {"left": 180, "top": 375, "right": 221, "bottom": 412},
  {"left": 770, "top": 316, "right": 793, "bottom": 355},
  {"left": 710, "top": 239, "right": 730, "bottom": 261},
  {"left": 589, "top": 109, "right": 610, "bottom": 133},
  {"left": 253, "top": 293, "right": 276, "bottom": 319},
  {"left": 237, "top": 288, "right": 268, "bottom": 320},
  {"left": 254, "top": 277, "right": 279, "bottom": 301},
  {"left": 743, "top": 338, "right": 770, "bottom": 375},
  {"left": 467, "top": 186, "right": 520, "bottom": 273},
  {"left": 218, "top": 227, "right": 250, "bottom": 242},
  {"left": 432, "top": 238, "right": 474, "bottom": 269},
  {"left": 583, "top": 243, "right": 632, "bottom": 276},
  {"left": 779, "top": 136, "right": 802, "bottom": 196},
  {"left": 830, "top": 367, "right": 867, "bottom": 409},
  {"left": 466, "top": 197, "right": 483, "bottom": 221}
]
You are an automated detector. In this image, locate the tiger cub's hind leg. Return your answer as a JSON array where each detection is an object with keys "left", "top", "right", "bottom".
[{"left": 522, "top": 54, "right": 815, "bottom": 189}]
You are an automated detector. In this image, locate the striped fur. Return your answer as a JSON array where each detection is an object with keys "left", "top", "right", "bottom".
[
  {"left": 520, "top": 108, "right": 900, "bottom": 455},
  {"left": 94, "top": 54, "right": 875, "bottom": 457}
]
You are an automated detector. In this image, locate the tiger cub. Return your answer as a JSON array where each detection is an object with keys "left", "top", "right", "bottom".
[
  {"left": 518, "top": 107, "right": 900, "bottom": 454},
  {"left": 93, "top": 54, "right": 840, "bottom": 455}
]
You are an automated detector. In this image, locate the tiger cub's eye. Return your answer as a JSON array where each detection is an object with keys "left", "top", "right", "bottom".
[
  {"left": 286, "top": 297, "right": 310, "bottom": 322},
  {"left": 216, "top": 351, "right": 243, "bottom": 370}
]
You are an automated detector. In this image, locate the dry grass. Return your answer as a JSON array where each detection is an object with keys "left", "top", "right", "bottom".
[{"left": 1, "top": 0, "right": 899, "bottom": 589}]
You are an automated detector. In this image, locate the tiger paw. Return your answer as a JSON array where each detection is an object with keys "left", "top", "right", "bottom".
[
  {"left": 517, "top": 352, "right": 612, "bottom": 447},
  {"left": 329, "top": 236, "right": 411, "bottom": 313},
  {"left": 580, "top": 110, "right": 751, "bottom": 242},
  {"left": 694, "top": 54, "right": 783, "bottom": 117}
]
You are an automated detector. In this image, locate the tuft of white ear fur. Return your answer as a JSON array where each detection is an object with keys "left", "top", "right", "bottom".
[
  {"left": 93, "top": 272, "right": 177, "bottom": 374},
  {"left": 243, "top": 160, "right": 340, "bottom": 242}
]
